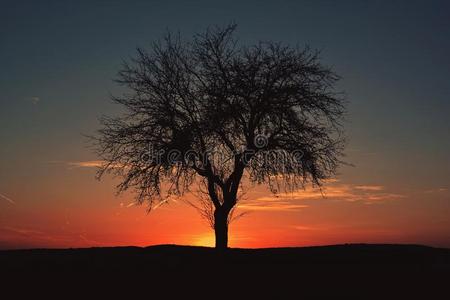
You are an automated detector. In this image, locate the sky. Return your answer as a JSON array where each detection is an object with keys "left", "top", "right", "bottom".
[{"left": 0, "top": 0, "right": 449, "bottom": 249}]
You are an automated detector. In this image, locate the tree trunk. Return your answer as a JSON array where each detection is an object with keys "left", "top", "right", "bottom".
[{"left": 214, "top": 209, "right": 229, "bottom": 250}]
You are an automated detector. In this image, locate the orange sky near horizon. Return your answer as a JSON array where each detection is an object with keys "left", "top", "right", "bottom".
[{"left": 1, "top": 161, "right": 449, "bottom": 249}]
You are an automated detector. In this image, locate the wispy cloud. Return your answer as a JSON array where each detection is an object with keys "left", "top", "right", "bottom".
[
  {"left": 0, "top": 193, "right": 15, "bottom": 205},
  {"left": 354, "top": 185, "right": 384, "bottom": 191},
  {"left": 120, "top": 202, "right": 136, "bottom": 208},
  {"left": 292, "top": 225, "right": 320, "bottom": 231},
  {"left": 48, "top": 160, "right": 107, "bottom": 169},
  {"left": 238, "top": 200, "right": 309, "bottom": 211},
  {"left": 1, "top": 226, "right": 105, "bottom": 246},
  {"left": 64, "top": 160, "right": 128, "bottom": 170},
  {"left": 424, "top": 187, "right": 448, "bottom": 194},
  {"left": 1, "top": 226, "right": 43, "bottom": 236},
  {"left": 67, "top": 160, "right": 104, "bottom": 168},
  {"left": 238, "top": 182, "right": 403, "bottom": 211}
]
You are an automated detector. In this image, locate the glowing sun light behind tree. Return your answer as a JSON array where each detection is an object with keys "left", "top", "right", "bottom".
[{"left": 93, "top": 24, "right": 346, "bottom": 250}]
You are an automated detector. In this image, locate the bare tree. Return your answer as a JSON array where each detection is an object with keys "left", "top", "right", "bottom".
[{"left": 93, "top": 24, "right": 346, "bottom": 250}]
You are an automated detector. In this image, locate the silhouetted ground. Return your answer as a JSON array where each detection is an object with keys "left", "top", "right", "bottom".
[{"left": 1, "top": 244, "right": 449, "bottom": 297}]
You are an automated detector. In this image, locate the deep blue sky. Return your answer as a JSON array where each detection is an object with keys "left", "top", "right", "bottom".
[
  {"left": 1, "top": 1, "right": 449, "bottom": 248},
  {"left": 2, "top": 0, "right": 449, "bottom": 185}
]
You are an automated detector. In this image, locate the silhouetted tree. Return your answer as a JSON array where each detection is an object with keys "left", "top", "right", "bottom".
[{"left": 93, "top": 24, "right": 346, "bottom": 250}]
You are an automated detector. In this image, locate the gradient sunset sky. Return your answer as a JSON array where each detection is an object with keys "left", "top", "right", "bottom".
[{"left": 1, "top": 0, "right": 449, "bottom": 249}]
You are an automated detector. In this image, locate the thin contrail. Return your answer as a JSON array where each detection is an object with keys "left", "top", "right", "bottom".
[{"left": 0, "top": 193, "right": 15, "bottom": 204}]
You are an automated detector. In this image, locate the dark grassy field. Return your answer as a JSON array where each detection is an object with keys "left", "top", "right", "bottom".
[{"left": 1, "top": 244, "right": 449, "bottom": 297}]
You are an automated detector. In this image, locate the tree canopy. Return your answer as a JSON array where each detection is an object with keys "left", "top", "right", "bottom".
[{"left": 94, "top": 24, "right": 346, "bottom": 249}]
